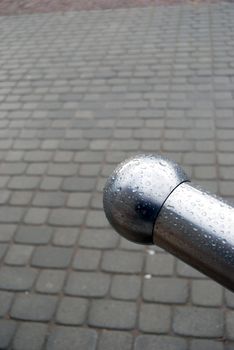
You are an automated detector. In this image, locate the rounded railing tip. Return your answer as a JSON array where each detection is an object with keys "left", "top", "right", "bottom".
[{"left": 103, "top": 154, "right": 189, "bottom": 245}]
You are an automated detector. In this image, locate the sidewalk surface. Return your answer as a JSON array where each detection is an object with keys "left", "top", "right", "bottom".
[{"left": 0, "top": 2, "right": 234, "bottom": 349}]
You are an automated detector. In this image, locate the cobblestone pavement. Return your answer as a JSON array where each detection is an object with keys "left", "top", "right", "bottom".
[
  {"left": 0, "top": 2, "right": 234, "bottom": 349},
  {"left": 0, "top": 0, "right": 217, "bottom": 16}
]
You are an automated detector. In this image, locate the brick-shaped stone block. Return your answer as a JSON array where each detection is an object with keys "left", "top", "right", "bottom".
[
  {"left": 145, "top": 253, "right": 174, "bottom": 276},
  {"left": 11, "top": 293, "right": 57, "bottom": 321},
  {"left": 134, "top": 335, "right": 187, "bottom": 350},
  {"left": 56, "top": 297, "right": 88, "bottom": 325},
  {"left": 0, "top": 267, "right": 37, "bottom": 291},
  {"left": 102, "top": 251, "right": 143, "bottom": 274},
  {"left": 111, "top": 275, "right": 141, "bottom": 300},
  {"left": 32, "top": 246, "right": 73, "bottom": 268},
  {"left": 65, "top": 272, "right": 110, "bottom": 297},
  {"left": 46, "top": 326, "right": 97, "bottom": 350},
  {"left": 98, "top": 330, "right": 133, "bottom": 350},
  {"left": 36, "top": 270, "right": 66, "bottom": 294},
  {"left": 139, "top": 303, "right": 171, "bottom": 333},
  {"left": 143, "top": 277, "right": 188, "bottom": 304},
  {"left": 12, "top": 322, "right": 48, "bottom": 350},
  {"left": 173, "top": 306, "right": 224, "bottom": 337},
  {"left": 89, "top": 300, "right": 136, "bottom": 330}
]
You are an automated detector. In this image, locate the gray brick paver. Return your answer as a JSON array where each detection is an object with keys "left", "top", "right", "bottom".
[{"left": 0, "top": 3, "right": 233, "bottom": 348}]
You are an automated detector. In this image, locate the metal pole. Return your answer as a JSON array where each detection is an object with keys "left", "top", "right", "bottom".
[{"left": 103, "top": 154, "right": 234, "bottom": 292}]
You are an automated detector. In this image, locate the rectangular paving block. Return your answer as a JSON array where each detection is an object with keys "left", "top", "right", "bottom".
[
  {"left": 145, "top": 253, "right": 174, "bottom": 276},
  {"left": 173, "top": 306, "right": 224, "bottom": 337},
  {"left": 36, "top": 270, "right": 66, "bottom": 294},
  {"left": 0, "top": 206, "right": 25, "bottom": 223},
  {"left": 48, "top": 209, "right": 85, "bottom": 226},
  {"left": 0, "top": 267, "right": 37, "bottom": 291},
  {"left": 73, "top": 249, "right": 101, "bottom": 271},
  {"left": 32, "top": 192, "right": 67, "bottom": 207},
  {"left": 0, "top": 224, "right": 16, "bottom": 242},
  {"left": 65, "top": 272, "right": 110, "bottom": 297},
  {"left": 191, "top": 280, "right": 223, "bottom": 306},
  {"left": 0, "top": 320, "right": 17, "bottom": 349},
  {"left": 15, "top": 225, "right": 53, "bottom": 244},
  {"left": 53, "top": 228, "right": 79, "bottom": 247},
  {"left": 139, "top": 303, "right": 171, "bottom": 334},
  {"left": 134, "top": 335, "right": 187, "bottom": 350},
  {"left": 102, "top": 251, "right": 144, "bottom": 273},
  {"left": 190, "top": 339, "right": 224, "bottom": 350},
  {"left": 56, "top": 297, "right": 88, "bottom": 325},
  {"left": 12, "top": 322, "right": 48, "bottom": 350},
  {"left": 32, "top": 246, "right": 73, "bottom": 268},
  {"left": 11, "top": 293, "right": 57, "bottom": 321},
  {"left": 46, "top": 326, "right": 97, "bottom": 350},
  {"left": 226, "top": 311, "right": 234, "bottom": 340},
  {"left": 143, "top": 277, "right": 188, "bottom": 304},
  {"left": 97, "top": 330, "right": 133, "bottom": 350},
  {"left": 89, "top": 300, "right": 137, "bottom": 330},
  {"left": 111, "top": 275, "right": 141, "bottom": 300},
  {"left": 79, "top": 229, "right": 119, "bottom": 249},
  {"left": 5, "top": 244, "right": 34, "bottom": 266}
]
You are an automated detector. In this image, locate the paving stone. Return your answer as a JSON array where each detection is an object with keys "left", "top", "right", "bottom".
[
  {"left": 0, "top": 290, "right": 14, "bottom": 317},
  {"left": 80, "top": 164, "right": 101, "bottom": 176},
  {"left": 0, "top": 162, "right": 27, "bottom": 175},
  {"left": 134, "top": 335, "right": 187, "bottom": 350},
  {"left": 143, "top": 277, "right": 188, "bottom": 304},
  {"left": 15, "top": 225, "right": 53, "bottom": 244},
  {"left": 46, "top": 326, "right": 97, "bottom": 350},
  {"left": 62, "top": 177, "right": 96, "bottom": 192},
  {"left": 102, "top": 251, "right": 143, "bottom": 273},
  {"left": 139, "top": 303, "right": 171, "bottom": 333},
  {"left": 8, "top": 176, "right": 40, "bottom": 190},
  {"left": 24, "top": 208, "right": 49, "bottom": 224},
  {"left": 97, "top": 330, "right": 133, "bottom": 350},
  {"left": 145, "top": 253, "right": 174, "bottom": 276},
  {"left": 10, "top": 191, "right": 33, "bottom": 206},
  {"left": 12, "top": 322, "right": 48, "bottom": 350},
  {"left": 67, "top": 193, "right": 92, "bottom": 208},
  {"left": 225, "top": 290, "right": 234, "bottom": 308},
  {"left": 32, "top": 192, "right": 67, "bottom": 207},
  {"left": 49, "top": 208, "right": 85, "bottom": 226},
  {"left": 79, "top": 229, "right": 119, "bottom": 249},
  {"left": 56, "top": 297, "right": 88, "bottom": 325},
  {"left": 0, "top": 206, "right": 25, "bottom": 223},
  {"left": 65, "top": 271, "right": 110, "bottom": 297},
  {"left": 36, "top": 270, "right": 66, "bottom": 294},
  {"left": 0, "top": 267, "right": 37, "bottom": 291},
  {"left": 191, "top": 280, "right": 223, "bottom": 306},
  {"left": 32, "top": 246, "right": 73, "bottom": 268},
  {"left": 0, "top": 224, "right": 16, "bottom": 242},
  {"left": 73, "top": 249, "right": 101, "bottom": 270},
  {"left": 40, "top": 177, "right": 62, "bottom": 190},
  {"left": 190, "top": 339, "right": 224, "bottom": 350},
  {"left": 11, "top": 293, "right": 57, "bottom": 321},
  {"left": 226, "top": 311, "right": 234, "bottom": 340},
  {"left": 47, "top": 163, "right": 78, "bottom": 176},
  {"left": 177, "top": 260, "right": 206, "bottom": 278},
  {"left": 89, "top": 300, "right": 136, "bottom": 330},
  {"left": 86, "top": 210, "right": 109, "bottom": 228},
  {"left": 0, "top": 319, "right": 17, "bottom": 349},
  {"left": 53, "top": 228, "right": 79, "bottom": 246},
  {"left": 5, "top": 244, "right": 34, "bottom": 266},
  {"left": 111, "top": 275, "right": 141, "bottom": 300},
  {"left": 173, "top": 306, "right": 224, "bottom": 337},
  {"left": 74, "top": 151, "right": 103, "bottom": 163},
  {"left": 59, "top": 139, "right": 88, "bottom": 150}
]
